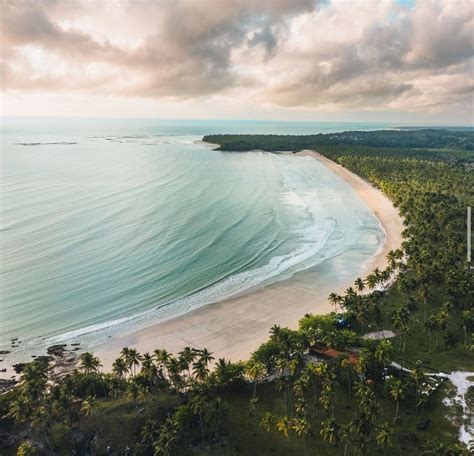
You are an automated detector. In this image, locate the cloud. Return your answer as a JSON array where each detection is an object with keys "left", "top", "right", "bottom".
[{"left": 1, "top": 0, "right": 473, "bottom": 115}]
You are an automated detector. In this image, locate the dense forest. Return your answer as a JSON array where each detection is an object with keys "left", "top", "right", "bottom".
[
  {"left": 1, "top": 131, "right": 473, "bottom": 455},
  {"left": 204, "top": 128, "right": 474, "bottom": 157}
]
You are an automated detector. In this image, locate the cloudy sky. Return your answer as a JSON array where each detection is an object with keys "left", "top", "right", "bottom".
[{"left": 1, "top": 0, "right": 473, "bottom": 124}]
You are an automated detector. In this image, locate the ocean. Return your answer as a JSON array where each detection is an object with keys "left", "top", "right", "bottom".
[{"left": 1, "top": 118, "right": 387, "bottom": 362}]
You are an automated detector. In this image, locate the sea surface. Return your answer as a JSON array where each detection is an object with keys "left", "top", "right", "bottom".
[{"left": 1, "top": 118, "right": 388, "bottom": 363}]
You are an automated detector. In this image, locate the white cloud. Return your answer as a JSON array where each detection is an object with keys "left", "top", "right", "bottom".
[{"left": 1, "top": 0, "right": 473, "bottom": 121}]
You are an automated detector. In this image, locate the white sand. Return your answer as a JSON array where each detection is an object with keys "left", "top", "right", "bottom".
[{"left": 93, "top": 150, "right": 404, "bottom": 370}]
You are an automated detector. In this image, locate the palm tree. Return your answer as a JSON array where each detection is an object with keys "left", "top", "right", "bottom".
[
  {"left": 80, "top": 396, "right": 102, "bottom": 434},
  {"left": 320, "top": 417, "right": 339, "bottom": 447},
  {"left": 141, "top": 352, "right": 159, "bottom": 387},
  {"left": 354, "top": 278, "right": 365, "bottom": 293},
  {"left": 190, "top": 393, "right": 208, "bottom": 445},
  {"left": 386, "top": 377, "right": 404, "bottom": 422},
  {"left": 375, "top": 339, "right": 392, "bottom": 371},
  {"left": 121, "top": 347, "right": 142, "bottom": 376},
  {"left": 245, "top": 359, "right": 264, "bottom": 400},
  {"left": 292, "top": 417, "right": 310, "bottom": 456},
  {"left": 79, "top": 352, "right": 102, "bottom": 375},
  {"left": 207, "top": 396, "right": 229, "bottom": 445},
  {"left": 192, "top": 359, "right": 210, "bottom": 383},
  {"left": 365, "top": 274, "right": 378, "bottom": 290},
  {"left": 31, "top": 405, "right": 53, "bottom": 452},
  {"left": 375, "top": 422, "right": 393, "bottom": 455},
  {"left": 260, "top": 411, "right": 275, "bottom": 432},
  {"left": 276, "top": 416, "right": 290, "bottom": 438},
  {"left": 178, "top": 346, "right": 196, "bottom": 379},
  {"left": 198, "top": 348, "right": 214, "bottom": 367},
  {"left": 328, "top": 292, "right": 343, "bottom": 312},
  {"left": 112, "top": 357, "right": 128, "bottom": 378},
  {"left": 128, "top": 377, "right": 145, "bottom": 409},
  {"left": 8, "top": 397, "right": 31, "bottom": 427},
  {"left": 270, "top": 324, "right": 282, "bottom": 340},
  {"left": 141, "top": 418, "right": 160, "bottom": 446},
  {"left": 16, "top": 442, "right": 37, "bottom": 456},
  {"left": 444, "top": 331, "right": 459, "bottom": 350},
  {"left": 154, "top": 418, "right": 178, "bottom": 456},
  {"left": 154, "top": 349, "right": 171, "bottom": 380}
]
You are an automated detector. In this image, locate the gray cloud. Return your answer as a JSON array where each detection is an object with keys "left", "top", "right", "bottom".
[{"left": 1, "top": 0, "right": 473, "bottom": 113}]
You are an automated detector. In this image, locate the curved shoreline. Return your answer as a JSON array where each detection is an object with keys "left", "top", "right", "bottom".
[{"left": 92, "top": 150, "right": 404, "bottom": 371}]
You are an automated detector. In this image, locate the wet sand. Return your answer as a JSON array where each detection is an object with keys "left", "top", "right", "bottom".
[{"left": 92, "top": 150, "right": 404, "bottom": 370}]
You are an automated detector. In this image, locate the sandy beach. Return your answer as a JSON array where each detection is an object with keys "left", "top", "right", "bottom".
[{"left": 92, "top": 150, "right": 404, "bottom": 370}]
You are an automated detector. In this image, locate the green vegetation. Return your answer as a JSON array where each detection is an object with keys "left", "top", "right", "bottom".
[
  {"left": 203, "top": 129, "right": 474, "bottom": 156},
  {"left": 1, "top": 130, "right": 473, "bottom": 455}
]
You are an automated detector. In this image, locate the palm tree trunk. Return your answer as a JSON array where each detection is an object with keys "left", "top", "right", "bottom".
[{"left": 395, "top": 400, "right": 399, "bottom": 422}]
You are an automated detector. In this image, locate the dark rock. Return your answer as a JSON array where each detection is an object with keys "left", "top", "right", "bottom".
[
  {"left": 0, "top": 378, "right": 17, "bottom": 393},
  {"left": 0, "top": 350, "right": 11, "bottom": 355},
  {"left": 0, "top": 369, "right": 6, "bottom": 373},
  {"left": 36, "top": 355, "right": 53, "bottom": 365},
  {"left": 47, "top": 344, "right": 67, "bottom": 356},
  {"left": 71, "top": 343, "right": 81, "bottom": 346},
  {"left": 13, "top": 363, "right": 27, "bottom": 373}
]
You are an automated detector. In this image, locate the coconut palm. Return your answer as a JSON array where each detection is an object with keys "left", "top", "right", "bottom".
[
  {"left": 198, "top": 348, "right": 214, "bottom": 367},
  {"left": 328, "top": 292, "right": 343, "bottom": 312},
  {"left": 80, "top": 396, "right": 102, "bottom": 434},
  {"left": 354, "top": 278, "right": 365, "bottom": 293},
  {"left": 190, "top": 392, "right": 208, "bottom": 445},
  {"left": 79, "top": 352, "right": 102, "bottom": 375},
  {"left": 112, "top": 357, "right": 128, "bottom": 378},
  {"left": 365, "top": 273, "right": 378, "bottom": 290},
  {"left": 375, "top": 339, "right": 392, "bottom": 371},
  {"left": 375, "top": 422, "right": 393, "bottom": 455},
  {"left": 192, "top": 359, "right": 210, "bottom": 383},
  {"left": 154, "top": 417, "right": 178, "bottom": 456},
  {"left": 178, "top": 346, "right": 197, "bottom": 378},
  {"left": 276, "top": 416, "right": 290, "bottom": 438},
  {"left": 128, "top": 377, "right": 145, "bottom": 409},
  {"left": 386, "top": 377, "right": 404, "bottom": 422},
  {"left": 320, "top": 417, "right": 340, "bottom": 447},
  {"left": 141, "top": 418, "right": 160, "bottom": 446},
  {"left": 31, "top": 405, "right": 53, "bottom": 452},
  {"left": 121, "top": 347, "right": 142, "bottom": 376},
  {"left": 16, "top": 443, "right": 37, "bottom": 456},
  {"left": 245, "top": 359, "right": 264, "bottom": 400},
  {"left": 292, "top": 417, "right": 310, "bottom": 456},
  {"left": 141, "top": 352, "right": 159, "bottom": 386},
  {"left": 154, "top": 349, "right": 171, "bottom": 380},
  {"left": 260, "top": 411, "right": 275, "bottom": 432}
]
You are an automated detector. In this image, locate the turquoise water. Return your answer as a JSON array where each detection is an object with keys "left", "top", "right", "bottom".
[{"left": 1, "top": 118, "right": 386, "bottom": 358}]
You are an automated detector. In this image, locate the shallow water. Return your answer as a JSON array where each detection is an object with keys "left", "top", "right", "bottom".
[{"left": 1, "top": 118, "right": 386, "bottom": 361}]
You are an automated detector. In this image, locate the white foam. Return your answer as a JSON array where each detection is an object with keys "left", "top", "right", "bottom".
[{"left": 45, "top": 150, "right": 383, "bottom": 351}]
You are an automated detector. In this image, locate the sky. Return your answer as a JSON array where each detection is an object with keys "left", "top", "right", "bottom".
[{"left": 1, "top": 0, "right": 473, "bottom": 124}]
